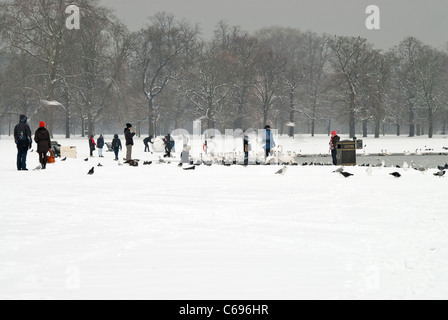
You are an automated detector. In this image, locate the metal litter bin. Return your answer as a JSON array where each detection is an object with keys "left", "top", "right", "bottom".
[{"left": 337, "top": 140, "right": 356, "bottom": 166}]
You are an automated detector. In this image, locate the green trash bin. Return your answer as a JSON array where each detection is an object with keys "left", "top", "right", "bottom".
[{"left": 337, "top": 140, "right": 356, "bottom": 166}]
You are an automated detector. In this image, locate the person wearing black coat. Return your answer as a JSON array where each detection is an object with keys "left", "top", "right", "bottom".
[
  {"left": 34, "top": 121, "right": 51, "bottom": 169},
  {"left": 243, "top": 133, "right": 250, "bottom": 166},
  {"left": 14, "top": 115, "right": 32, "bottom": 171},
  {"left": 97, "top": 135, "right": 105, "bottom": 158},
  {"left": 329, "top": 130, "right": 341, "bottom": 166},
  {"left": 89, "top": 135, "right": 96, "bottom": 157},
  {"left": 143, "top": 136, "right": 153, "bottom": 152},
  {"left": 163, "top": 134, "right": 173, "bottom": 158},
  {"left": 111, "top": 134, "right": 122, "bottom": 161},
  {"left": 124, "top": 123, "right": 136, "bottom": 160}
]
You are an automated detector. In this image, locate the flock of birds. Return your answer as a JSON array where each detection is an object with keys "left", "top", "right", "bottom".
[
  {"left": 75, "top": 143, "right": 448, "bottom": 178},
  {"left": 331, "top": 162, "right": 447, "bottom": 179}
]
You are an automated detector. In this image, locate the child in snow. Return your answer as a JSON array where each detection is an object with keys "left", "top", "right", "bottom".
[
  {"left": 89, "top": 135, "right": 96, "bottom": 157},
  {"left": 329, "top": 130, "right": 341, "bottom": 165},
  {"left": 112, "top": 134, "right": 122, "bottom": 161},
  {"left": 97, "top": 135, "right": 105, "bottom": 158}
]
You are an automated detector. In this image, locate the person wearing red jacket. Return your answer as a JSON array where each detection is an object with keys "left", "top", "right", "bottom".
[
  {"left": 329, "top": 130, "right": 341, "bottom": 166},
  {"left": 89, "top": 135, "right": 96, "bottom": 157}
]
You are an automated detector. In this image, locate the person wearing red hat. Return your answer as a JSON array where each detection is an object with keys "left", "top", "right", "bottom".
[
  {"left": 329, "top": 130, "right": 341, "bottom": 166},
  {"left": 34, "top": 121, "right": 51, "bottom": 169}
]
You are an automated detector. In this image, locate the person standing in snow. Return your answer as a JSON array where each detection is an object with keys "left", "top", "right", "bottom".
[
  {"left": 34, "top": 121, "right": 51, "bottom": 170},
  {"left": 14, "top": 114, "right": 32, "bottom": 171},
  {"left": 124, "top": 123, "right": 136, "bottom": 161},
  {"left": 89, "top": 135, "right": 96, "bottom": 157},
  {"left": 244, "top": 133, "right": 250, "bottom": 166},
  {"left": 112, "top": 134, "right": 122, "bottom": 161},
  {"left": 329, "top": 130, "right": 341, "bottom": 166},
  {"left": 163, "top": 134, "right": 173, "bottom": 158},
  {"left": 143, "top": 136, "right": 153, "bottom": 152},
  {"left": 262, "top": 125, "right": 276, "bottom": 158},
  {"left": 97, "top": 135, "right": 105, "bottom": 158}
]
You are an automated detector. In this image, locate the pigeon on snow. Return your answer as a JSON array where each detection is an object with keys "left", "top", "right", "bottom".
[
  {"left": 275, "top": 166, "right": 288, "bottom": 175},
  {"left": 390, "top": 172, "right": 402, "bottom": 178},
  {"left": 340, "top": 171, "right": 354, "bottom": 178}
]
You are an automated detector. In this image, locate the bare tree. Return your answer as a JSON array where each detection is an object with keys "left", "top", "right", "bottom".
[
  {"left": 135, "top": 13, "right": 198, "bottom": 136},
  {"left": 329, "top": 36, "right": 370, "bottom": 138}
]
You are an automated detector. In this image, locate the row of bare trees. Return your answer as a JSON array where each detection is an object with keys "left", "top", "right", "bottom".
[{"left": 1, "top": 0, "right": 447, "bottom": 139}]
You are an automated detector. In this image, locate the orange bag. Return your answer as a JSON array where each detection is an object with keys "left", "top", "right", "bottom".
[{"left": 47, "top": 150, "right": 56, "bottom": 164}]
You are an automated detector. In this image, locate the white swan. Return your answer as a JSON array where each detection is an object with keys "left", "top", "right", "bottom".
[{"left": 277, "top": 145, "right": 297, "bottom": 165}]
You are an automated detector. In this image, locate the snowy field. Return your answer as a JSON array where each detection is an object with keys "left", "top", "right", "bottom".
[{"left": 1, "top": 134, "right": 448, "bottom": 300}]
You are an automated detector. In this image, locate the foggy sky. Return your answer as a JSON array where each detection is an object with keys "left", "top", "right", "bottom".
[{"left": 101, "top": 0, "right": 448, "bottom": 50}]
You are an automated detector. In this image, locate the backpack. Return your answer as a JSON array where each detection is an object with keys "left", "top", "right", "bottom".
[{"left": 112, "top": 139, "right": 120, "bottom": 149}]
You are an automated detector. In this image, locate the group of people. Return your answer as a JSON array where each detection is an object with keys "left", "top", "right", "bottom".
[
  {"left": 87, "top": 124, "right": 342, "bottom": 166},
  {"left": 13, "top": 115, "right": 51, "bottom": 171},
  {"left": 13, "top": 115, "right": 342, "bottom": 170},
  {"left": 88, "top": 123, "right": 135, "bottom": 161}
]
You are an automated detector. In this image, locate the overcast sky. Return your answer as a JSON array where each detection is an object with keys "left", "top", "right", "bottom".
[{"left": 102, "top": 0, "right": 448, "bottom": 50}]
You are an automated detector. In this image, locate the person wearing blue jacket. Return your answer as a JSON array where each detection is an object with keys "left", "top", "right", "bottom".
[
  {"left": 262, "top": 125, "right": 276, "bottom": 158},
  {"left": 97, "top": 135, "right": 105, "bottom": 158}
]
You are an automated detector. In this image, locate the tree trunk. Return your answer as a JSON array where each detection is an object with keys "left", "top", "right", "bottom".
[
  {"left": 416, "top": 124, "right": 421, "bottom": 136},
  {"left": 311, "top": 118, "right": 315, "bottom": 137},
  {"left": 374, "top": 118, "right": 380, "bottom": 138},
  {"left": 148, "top": 98, "right": 155, "bottom": 137},
  {"left": 409, "top": 107, "right": 415, "bottom": 137},
  {"left": 349, "top": 92, "right": 356, "bottom": 138},
  {"left": 81, "top": 116, "right": 85, "bottom": 138},
  {"left": 396, "top": 123, "right": 401, "bottom": 136},
  {"left": 428, "top": 107, "right": 433, "bottom": 138},
  {"left": 46, "top": 77, "right": 55, "bottom": 138},
  {"left": 263, "top": 106, "right": 268, "bottom": 127},
  {"left": 442, "top": 118, "right": 446, "bottom": 135},
  {"left": 363, "top": 119, "right": 368, "bottom": 138},
  {"left": 65, "top": 109, "right": 70, "bottom": 139},
  {"left": 289, "top": 90, "right": 295, "bottom": 137},
  {"left": 88, "top": 112, "right": 94, "bottom": 137}
]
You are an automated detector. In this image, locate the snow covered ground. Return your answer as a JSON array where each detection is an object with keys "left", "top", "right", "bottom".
[{"left": 1, "top": 134, "right": 448, "bottom": 300}]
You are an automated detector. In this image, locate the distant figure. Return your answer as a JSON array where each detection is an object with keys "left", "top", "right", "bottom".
[
  {"left": 163, "top": 134, "right": 173, "bottom": 158},
  {"left": 243, "top": 133, "right": 250, "bottom": 166},
  {"left": 97, "top": 135, "right": 105, "bottom": 158},
  {"left": 112, "top": 134, "right": 122, "bottom": 161},
  {"left": 14, "top": 115, "right": 32, "bottom": 171},
  {"left": 329, "top": 130, "right": 341, "bottom": 166},
  {"left": 262, "top": 125, "right": 276, "bottom": 158},
  {"left": 34, "top": 121, "right": 51, "bottom": 170},
  {"left": 181, "top": 146, "right": 191, "bottom": 164},
  {"left": 144, "top": 136, "right": 153, "bottom": 152},
  {"left": 124, "top": 123, "right": 136, "bottom": 161},
  {"left": 89, "top": 135, "right": 96, "bottom": 157}
]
